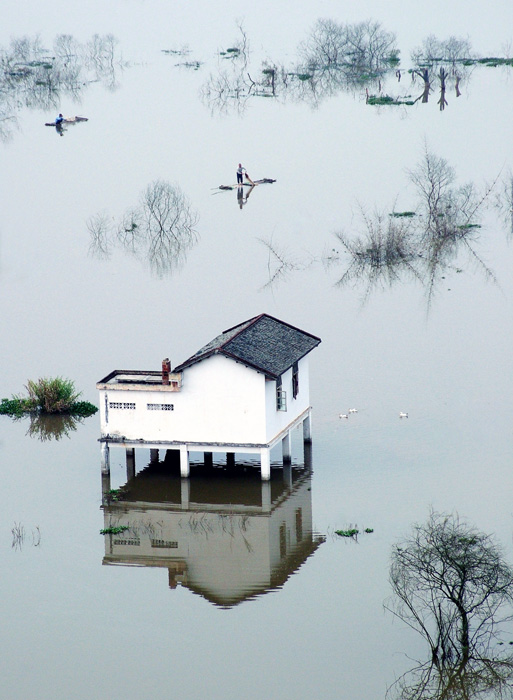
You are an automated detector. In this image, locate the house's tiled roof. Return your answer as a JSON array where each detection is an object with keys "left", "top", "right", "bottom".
[{"left": 173, "top": 314, "right": 321, "bottom": 378}]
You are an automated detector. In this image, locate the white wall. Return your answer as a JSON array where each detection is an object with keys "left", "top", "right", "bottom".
[
  {"left": 99, "top": 354, "right": 268, "bottom": 444},
  {"left": 264, "top": 355, "right": 311, "bottom": 442}
]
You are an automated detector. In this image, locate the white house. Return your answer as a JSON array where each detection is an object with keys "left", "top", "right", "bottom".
[{"left": 96, "top": 314, "right": 321, "bottom": 480}]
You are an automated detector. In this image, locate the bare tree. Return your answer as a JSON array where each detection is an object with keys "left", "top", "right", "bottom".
[
  {"left": 494, "top": 173, "right": 513, "bottom": 240},
  {"left": 410, "top": 35, "right": 474, "bottom": 110},
  {"left": 388, "top": 512, "right": 513, "bottom": 667},
  {"left": 326, "top": 205, "right": 420, "bottom": 303},
  {"left": 299, "top": 18, "right": 396, "bottom": 73},
  {"left": 387, "top": 511, "right": 513, "bottom": 700},
  {"left": 258, "top": 237, "right": 308, "bottom": 291},
  {"left": 411, "top": 35, "right": 473, "bottom": 67}
]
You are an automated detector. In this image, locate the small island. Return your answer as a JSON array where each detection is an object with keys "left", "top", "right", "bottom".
[{"left": 0, "top": 377, "right": 98, "bottom": 418}]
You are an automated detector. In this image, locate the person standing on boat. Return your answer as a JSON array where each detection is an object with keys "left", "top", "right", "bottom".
[
  {"left": 55, "top": 113, "right": 64, "bottom": 125},
  {"left": 237, "top": 163, "right": 246, "bottom": 185}
]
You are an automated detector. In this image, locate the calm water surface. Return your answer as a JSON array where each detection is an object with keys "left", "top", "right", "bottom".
[{"left": 1, "top": 2, "right": 513, "bottom": 698}]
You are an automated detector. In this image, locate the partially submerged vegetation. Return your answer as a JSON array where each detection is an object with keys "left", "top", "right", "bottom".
[
  {"left": 325, "top": 147, "right": 497, "bottom": 307},
  {"left": 100, "top": 525, "right": 130, "bottom": 535},
  {"left": 0, "top": 33, "right": 126, "bottom": 141},
  {"left": 0, "top": 377, "right": 97, "bottom": 418},
  {"left": 197, "top": 24, "right": 513, "bottom": 114},
  {"left": 335, "top": 526, "right": 374, "bottom": 539}
]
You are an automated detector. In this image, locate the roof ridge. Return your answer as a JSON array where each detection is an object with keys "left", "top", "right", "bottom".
[{"left": 218, "top": 314, "right": 264, "bottom": 349}]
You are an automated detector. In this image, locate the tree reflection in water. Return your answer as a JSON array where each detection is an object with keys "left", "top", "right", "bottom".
[
  {"left": 0, "top": 33, "right": 125, "bottom": 140},
  {"left": 88, "top": 180, "right": 199, "bottom": 277},
  {"left": 494, "top": 173, "right": 513, "bottom": 241},
  {"left": 387, "top": 512, "right": 513, "bottom": 700},
  {"left": 24, "top": 413, "right": 82, "bottom": 441}
]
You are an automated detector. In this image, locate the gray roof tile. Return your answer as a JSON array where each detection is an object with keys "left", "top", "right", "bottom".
[{"left": 173, "top": 314, "right": 321, "bottom": 378}]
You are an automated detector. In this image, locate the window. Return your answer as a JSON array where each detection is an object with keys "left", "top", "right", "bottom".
[
  {"left": 151, "top": 539, "right": 178, "bottom": 549},
  {"left": 109, "top": 401, "right": 136, "bottom": 410},
  {"left": 276, "top": 375, "right": 287, "bottom": 411},
  {"left": 292, "top": 361, "right": 299, "bottom": 399},
  {"left": 147, "top": 403, "right": 174, "bottom": 411},
  {"left": 113, "top": 538, "right": 140, "bottom": 546}
]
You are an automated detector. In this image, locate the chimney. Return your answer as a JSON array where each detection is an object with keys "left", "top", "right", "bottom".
[{"left": 162, "top": 358, "right": 171, "bottom": 385}]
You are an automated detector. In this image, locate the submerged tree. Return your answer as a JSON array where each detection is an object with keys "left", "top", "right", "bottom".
[
  {"left": 120, "top": 180, "right": 199, "bottom": 276},
  {"left": 88, "top": 180, "right": 199, "bottom": 277},
  {"left": 299, "top": 18, "right": 397, "bottom": 75},
  {"left": 326, "top": 206, "right": 420, "bottom": 303},
  {"left": 387, "top": 512, "right": 513, "bottom": 699},
  {"left": 408, "top": 35, "right": 474, "bottom": 110},
  {"left": 389, "top": 512, "right": 513, "bottom": 664},
  {"left": 326, "top": 148, "right": 496, "bottom": 307}
]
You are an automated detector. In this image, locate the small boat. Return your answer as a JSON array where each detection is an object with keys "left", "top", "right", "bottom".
[
  {"left": 216, "top": 178, "right": 276, "bottom": 191},
  {"left": 45, "top": 116, "right": 89, "bottom": 126}
]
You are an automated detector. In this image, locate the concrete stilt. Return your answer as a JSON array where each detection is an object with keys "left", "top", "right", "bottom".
[
  {"left": 150, "top": 448, "right": 159, "bottom": 463},
  {"left": 226, "top": 452, "right": 235, "bottom": 469},
  {"left": 260, "top": 448, "right": 271, "bottom": 481},
  {"left": 126, "top": 448, "right": 135, "bottom": 481},
  {"left": 261, "top": 481, "right": 272, "bottom": 512},
  {"left": 204, "top": 451, "right": 213, "bottom": 467},
  {"left": 101, "top": 471, "right": 111, "bottom": 501},
  {"left": 180, "top": 477, "right": 190, "bottom": 509},
  {"left": 179, "top": 445, "right": 190, "bottom": 478},
  {"left": 303, "top": 413, "right": 312, "bottom": 443},
  {"left": 101, "top": 442, "right": 110, "bottom": 474},
  {"left": 282, "top": 431, "right": 292, "bottom": 464},
  {"left": 283, "top": 462, "right": 292, "bottom": 488},
  {"left": 304, "top": 440, "right": 313, "bottom": 471}
]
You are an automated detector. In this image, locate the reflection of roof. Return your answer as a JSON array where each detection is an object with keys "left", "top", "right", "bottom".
[
  {"left": 173, "top": 313, "right": 321, "bottom": 378},
  {"left": 186, "top": 535, "right": 325, "bottom": 609}
]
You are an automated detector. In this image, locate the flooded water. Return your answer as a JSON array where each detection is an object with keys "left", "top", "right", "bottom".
[{"left": 1, "top": 2, "right": 513, "bottom": 698}]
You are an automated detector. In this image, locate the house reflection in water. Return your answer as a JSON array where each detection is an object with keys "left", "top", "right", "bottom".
[{"left": 101, "top": 450, "right": 324, "bottom": 607}]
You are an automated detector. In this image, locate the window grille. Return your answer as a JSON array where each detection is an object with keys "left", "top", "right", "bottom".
[
  {"left": 151, "top": 539, "right": 178, "bottom": 549},
  {"left": 276, "top": 389, "right": 287, "bottom": 411},
  {"left": 147, "top": 403, "right": 174, "bottom": 411},
  {"left": 276, "top": 375, "right": 287, "bottom": 411},
  {"left": 109, "top": 402, "right": 136, "bottom": 410},
  {"left": 113, "top": 538, "right": 140, "bottom": 546}
]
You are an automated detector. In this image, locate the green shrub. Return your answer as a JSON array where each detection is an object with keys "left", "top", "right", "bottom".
[
  {"left": 70, "top": 401, "right": 98, "bottom": 417},
  {"left": 26, "top": 377, "right": 80, "bottom": 413}
]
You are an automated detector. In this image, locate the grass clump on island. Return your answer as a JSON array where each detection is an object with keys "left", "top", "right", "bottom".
[{"left": 0, "top": 377, "right": 98, "bottom": 418}]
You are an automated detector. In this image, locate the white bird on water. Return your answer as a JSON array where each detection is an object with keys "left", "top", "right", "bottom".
[
  {"left": 348, "top": 408, "right": 358, "bottom": 414},
  {"left": 339, "top": 413, "right": 349, "bottom": 419},
  {"left": 399, "top": 412, "right": 408, "bottom": 419}
]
